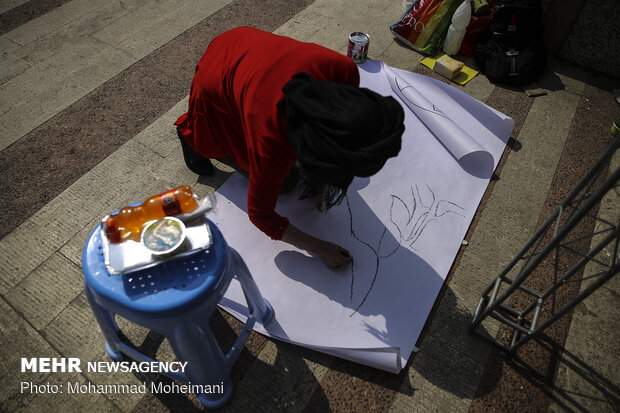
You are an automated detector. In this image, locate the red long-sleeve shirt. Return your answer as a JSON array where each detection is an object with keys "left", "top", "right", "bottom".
[{"left": 175, "top": 27, "right": 360, "bottom": 240}]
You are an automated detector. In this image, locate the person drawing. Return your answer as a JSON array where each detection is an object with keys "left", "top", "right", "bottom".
[{"left": 175, "top": 26, "right": 405, "bottom": 268}]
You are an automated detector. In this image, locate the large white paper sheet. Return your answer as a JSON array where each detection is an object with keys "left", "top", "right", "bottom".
[{"left": 210, "top": 60, "right": 513, "bottom": 373}]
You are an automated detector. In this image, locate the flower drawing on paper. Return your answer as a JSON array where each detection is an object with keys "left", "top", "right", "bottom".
[{"left": 389, "top": 183, "right": 466, "bottom": 250}]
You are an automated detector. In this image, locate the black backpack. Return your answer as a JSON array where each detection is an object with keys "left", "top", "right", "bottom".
[{"left": 474, "top": 0, "right": 547, "bottom": 86}]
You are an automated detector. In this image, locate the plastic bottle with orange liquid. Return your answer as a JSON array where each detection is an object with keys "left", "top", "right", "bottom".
[{"left": 104, "top": 185, "right": 198, "bottom": 243}]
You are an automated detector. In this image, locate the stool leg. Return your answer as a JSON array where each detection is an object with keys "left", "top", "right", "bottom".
[
  {"left": 84, "top": 285, "right": 124, "bottom": 361},
  {"left": 228, "top": 248, "right": 274, "bottom": 325},
  {"left": 168, "top": 321, "right": 234, "bottom": 408}
]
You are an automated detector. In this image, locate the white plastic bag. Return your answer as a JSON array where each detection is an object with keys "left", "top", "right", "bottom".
[{"left": 443, "top": 0, "right": 472, "bottom": 55}]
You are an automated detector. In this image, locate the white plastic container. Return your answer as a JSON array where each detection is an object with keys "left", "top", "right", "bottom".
[{"left": 443, "top": 0, "right": 472, "bottom": 56}]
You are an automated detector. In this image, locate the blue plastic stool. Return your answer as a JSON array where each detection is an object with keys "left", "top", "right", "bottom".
[{"left": 82, "top": 218, "right": 273, "bottom": 408}]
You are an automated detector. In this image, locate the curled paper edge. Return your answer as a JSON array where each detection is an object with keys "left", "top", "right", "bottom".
[{"left": 384, "top": 63, "right": 490, "bottom": 162}]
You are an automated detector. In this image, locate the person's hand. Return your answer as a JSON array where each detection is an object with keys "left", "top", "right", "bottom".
[
  {"left": 281, "top": 224, "right": 352, "bottom": 269},
  {"left": 315, "top": 240, "right": 352, "bottom": 269}
]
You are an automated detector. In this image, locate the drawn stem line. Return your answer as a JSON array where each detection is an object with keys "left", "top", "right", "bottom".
[{"left": 347, "top": 195, "right": 400, "bottom": 317}]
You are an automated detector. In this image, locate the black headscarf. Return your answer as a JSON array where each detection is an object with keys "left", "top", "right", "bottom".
[{"left": 277, "top": 72, "right": 405, "bottom": 208}]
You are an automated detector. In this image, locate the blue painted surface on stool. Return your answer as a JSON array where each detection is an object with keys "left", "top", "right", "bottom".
[{"left": 82, "top": 219, "right": 229, "bottom": 317}]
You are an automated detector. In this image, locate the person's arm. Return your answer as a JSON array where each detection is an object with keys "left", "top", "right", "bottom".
[
  {"left": 246, "top": 150, "right": 352, "bottom": 269},
  {"left": 247, "top": 176, "right": 353, "bottom": 269},
  {"left": 281, "top": 223, "right": 352, "bottom": 269}
]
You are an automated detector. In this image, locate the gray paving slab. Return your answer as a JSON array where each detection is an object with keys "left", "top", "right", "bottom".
[
  {"left": 93, "top": 0, "right": 205, "bottom": 45},
  {"left": 0, "top": 0, "right": 142, "bottom": 88},
  {"left": 148, "top": 148, "right": 218, "bottom": 195},
  {"left": 42, "top": 293, "right": 107, "bottom": 361},
  {"left": 59, "top": 215, "right": 106, "bottom": 268},
  {"left": 273, "top": 9, "right": 327, "bottom": 42},
  {"left": 276, "top": 0, "right": 399, "bottom": 58},
  {"left": 0, "top": 219, "right": 66, "bottom": 295},
  {"left": 377, "top": 41, "right": 425, "bottom": 73},
  {"left": 132, "top": 98, "right": 188, "bottom": 158},
  {"left": 6, "top": 252, "right": 83, "bottom": 331},
  {"left": 2, "top": 0, "right": 109, "bottom": 46},
  {"left": 220, "top": 341, "right": 332, "bottom": 413},
  {"left": 0, "top": 35, "right": 20, "bottom": 55},
  {"left": 419, "top": 285, "right": 497, "bottom": 361},
  {"left": 405, "top": 335, "right": 486, "bottom": 410},
  {"left": 0, "top": 53, "right": 30, "bottom": 85},
  {"left": 390, "top": 358, "right": 472, "bottom": 413},
  {"left": 0, "top": 0, "right": 29, "bottom": 14},
  {"left": 389, "top": 288, "right": 494, "bottom": 413},
  {"left": 99, "top": 0, "right": 232, "bottom": 60},
  {"left": 0, "top": 296, "right": 61, "bottom": 411},
  {"left": 459, "top": 64, "right": 496, "bottom": 103},
  {"left": 1, "top": 0, "right": 143, "bottom": 65}
]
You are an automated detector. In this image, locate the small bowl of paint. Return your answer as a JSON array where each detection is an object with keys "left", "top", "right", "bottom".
[{"left": 141, "top": 217, "right": 187, "bottom": 257}]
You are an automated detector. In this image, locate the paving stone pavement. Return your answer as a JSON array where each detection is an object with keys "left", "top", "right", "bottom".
[{"left": 0, "top": 1, "right": 618, "bottom": 412}]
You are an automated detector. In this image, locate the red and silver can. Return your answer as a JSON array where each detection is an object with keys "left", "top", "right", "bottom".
[{"left": 347, "top": 32, "right": 369, "bottom": 64}]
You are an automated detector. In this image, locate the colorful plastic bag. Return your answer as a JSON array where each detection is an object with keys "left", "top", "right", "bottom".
[{"left": 390, "top": 0, "right": 466, "bottom": 55}]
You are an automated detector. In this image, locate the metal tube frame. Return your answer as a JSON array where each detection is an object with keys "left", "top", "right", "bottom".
[{"left": 470, "top": 137, "right": 620, "bottom": 353}]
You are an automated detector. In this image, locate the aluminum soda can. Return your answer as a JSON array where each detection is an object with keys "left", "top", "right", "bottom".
[{"left": 347, "top": 32, "right": 369, "bottom": 63}]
